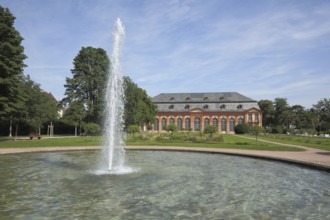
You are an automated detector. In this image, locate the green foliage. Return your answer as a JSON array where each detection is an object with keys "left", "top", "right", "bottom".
[
  {"left": 165, "top": 124, "right": 178, "bottom": 142},
  {"left": 234, "top": 123, "right": 250, "bottom": 134},
  {"left": 83, "top": 123, "right": 101, "bottom": 136},
  {"left": 146, "top": 124, "right": 153, "bottom": 131},
  {"left": 203, "top": 125, "right": 217, "bottom": 141},
  {"left": 62, "top": 47, "right": 110, "bottom": 124},
  {"left": 250, "top": 125, "right": 265, "bottom": 145},
  {"left": 258, "top": 100, "right": 275, "bottom": 128},
  {"left": 128, "top": 124, "right": 140, "bottom": 138},
  {"left": 124, "top": 76, "right": 157, "bottom": 129},
  {"left": 165, "top": 124, "right": 178, "bottom": 133},
  {"left": 0, "top": 6, "right": 28, "bottom": 134}
]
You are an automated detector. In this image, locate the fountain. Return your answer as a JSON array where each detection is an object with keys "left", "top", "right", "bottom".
[
  {"left": 98, "top": 18, "right": 132, "bottom": 174},
  {"left": 0, "top": 18, "right": 329, "bottom": 218}
]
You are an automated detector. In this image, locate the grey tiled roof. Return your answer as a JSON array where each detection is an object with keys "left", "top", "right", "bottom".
[
  {"left": 152, "top": 92, "right": 260, "bottom": 112},
  {"left": 152, "top": 92, "right": 256, "bottom": 103}
]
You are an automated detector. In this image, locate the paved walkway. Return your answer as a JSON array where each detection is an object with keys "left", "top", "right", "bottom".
[{"left": 0, "top": 142, "right": 329, "bottom": 171}]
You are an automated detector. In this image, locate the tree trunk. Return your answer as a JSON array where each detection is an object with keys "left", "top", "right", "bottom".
[
  {"left": 9, "top": 117, "right": 12, "bottom": 137},
  {"left": 14, "top": 121, "right": 19, "bottom": 141},
  {"left": 75, "top": 125, "right": 77, "bottom": 136}
]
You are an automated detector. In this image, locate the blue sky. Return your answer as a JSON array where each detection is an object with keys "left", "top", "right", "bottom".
[{"left": 2, "top": 0, "right": 330, "bottom": 108}]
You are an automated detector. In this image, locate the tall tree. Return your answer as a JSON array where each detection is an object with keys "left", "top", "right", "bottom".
[
  {"left": 0, "top": 6, "right": 28, "bottom": 136},
  {"left": 123, "top": 76, "right": 157, "bottom": 129},
  {"left": 313, "top": 98, "right": 330, "bottom": 133},
  {"left": 274, "top": 97, "right": 289, "bottom": 127},
  {"left": 24, "top": 77, "right": 58, "bottom": 134},
  {"left": 258, "top": 99, "right": 275, "bottom": 128},
  {"left": 63, "top": 47, "right": 110, "bottom": 124}
]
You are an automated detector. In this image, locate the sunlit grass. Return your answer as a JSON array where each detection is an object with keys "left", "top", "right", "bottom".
[{"left": 0, "top": 133, "right": 306, "bottom": 151}]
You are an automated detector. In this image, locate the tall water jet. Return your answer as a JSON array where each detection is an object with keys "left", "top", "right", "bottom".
[{"left": 102, "top": 18, "right": 126, "bottom": 173}]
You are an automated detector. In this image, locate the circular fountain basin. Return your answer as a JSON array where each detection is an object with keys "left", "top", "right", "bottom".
[{"left": 0, "top": 150, "right": 329, "bottom": 219}]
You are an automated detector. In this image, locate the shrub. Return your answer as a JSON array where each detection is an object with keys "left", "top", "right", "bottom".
[
  {"left": 83, "top": 123, "right": 101, "bottom": 136},
  {"left": 234, "top": 123, "right": 250, "bottom": 134}
]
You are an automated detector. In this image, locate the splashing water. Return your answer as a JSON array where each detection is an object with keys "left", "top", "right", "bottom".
[{"left": 99, "top": 18, "right": 131, "bottom": 174}]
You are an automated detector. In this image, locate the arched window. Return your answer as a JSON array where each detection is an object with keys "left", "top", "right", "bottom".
[
  {"left": 238, "top": 117, "right": 244, "bottom": 124},
  {"left": 177, "top": 118, "right": 182, "bottom": 131},
  {"left": 230, "top": 117, "right": 235, "bottom": 131},
  {"left": 194, "top": 117, "right": 201, "bottom": 131},
  {"left": 170, "top": 118, "right": 174, "bottom": 125},
  {"left": 221, "top": 118, "right": 227, "bottom": 132},
  {"left": 185, "top": 118, "right": 191, "bottom": 130},
  {"left": 162, "top": 118, "right": 167, "bottom": 131},
  {"left": 204, "top": 118, "right": 210, "bottom": 127},
  {"left": 212, "top": 118, "right": 218, "bottom": 128},
  {"left": 154, "top": 118, "right": 159, "bottom": 131}
]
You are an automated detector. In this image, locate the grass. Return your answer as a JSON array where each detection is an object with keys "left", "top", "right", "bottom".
[
  {"left": 0, "top": 136, "right": 102, "bottom": 148},
  {"left": 0, "top": 133, "right": 311, "bottom": 151},
  {"left": 242, "top": 134, "right": 330, "bottom": 151}
]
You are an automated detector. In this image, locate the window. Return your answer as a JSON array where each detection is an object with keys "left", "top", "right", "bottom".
[
  {"left": 185, "top": 104, "right": 190, "bottom": 109},
  {"left": 203, "top": 105, "right": 209, "bottom": 110},
  {"left": 162, "top": 118, "right": 167, "bottom": 130},
  {"left": 220, "top": 104, "right": 226, "bottom": 109},
  {"left": 221, "top": 118, "right": 227, "bottom": 132},
  {"left": 219, "top": 96, "right": 224, "bottom": 100},
  {"left": 185, "top": 97, "right": 190, "bottom": 101},
  {"left": 194, "top": 117, "right": 201, "bottom": 131},
  {"left": 230, "top": 117, "right": 235, "bottom": 131},
  {"left": 154, "top": 119, "right": 159, "bottom": 131},
  {"left": 248, "top": 113, "right": 252, "bottom": 122},
  {"left": 203, "top": 97, "right": 208, "bottom": 101},
  {"left": 204, "top": 118, "right": 210, "bottom": 127},
  {"left": 185, "top": 118, "right": 191, "bottom": 130},
  {"left": 177, "top": 118, "right": 182, "bottom": 131},
  {"left": 170, "top": 97, "right": 174, "bottom": 101},
  {"left": 237, "top": 104, "right": 243, "bottom": 109},
  {"left": 169, "top": 104, "right": 174, "bottom": 109},
  {"left": 212, "top": 118, "right": 218, "bottom": 128},
  {"left": 255, "top": 114, "right": 259, "bottom": 122},
  {"left": 170, "top": 118, "right": 174, "bottom": 125}
]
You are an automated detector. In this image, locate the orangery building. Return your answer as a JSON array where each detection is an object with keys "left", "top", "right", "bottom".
[{"left": 150, "top": 92, "right": 262, "bottom": 134}]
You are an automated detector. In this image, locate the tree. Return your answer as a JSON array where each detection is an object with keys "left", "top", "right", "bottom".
[
  {"left": 62, "top": 101, "right": 86, "bottom": 136},
  {"left": 258, "top": 99, "right": 275, "bottom": 128},
  {"left": 313, "top": 98, "right": 330, "bottom": 133},
  {"left": 250, "top": 125, "right": 265, "bottom": 145},
  {"left": 204, "top": 125, "right": 217, "bottom": 142},
  {"left": 63, "top": 46, "right": 110, "bottom": 124},
  {"left": 128, "top": 124, "right": 140, "bottom": 138},
  {"left": 124, "top": 76, "right": 157, "bottom": 129},
  {"left": 24, "top": 76, "right": 58, "bottom": 135},
  {"left": 165, "top": 124, "right": 178, "bottom": 141},
  {"left": 274, "top": 97, "right": 289, "bottom": 127},
  {"left": 0, "top": 6, "right": 28, "bottom": 137}
]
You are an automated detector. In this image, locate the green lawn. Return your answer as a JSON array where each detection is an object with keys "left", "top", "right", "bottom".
[
  {"left": 0, "top": 133, "right": 306, "bottom": 151},
  {"left": 242, "top": 134, "right": 330, "bottom": 151},
  {"left": 0, "top": 136, "right": 102, "bottom": 148}
]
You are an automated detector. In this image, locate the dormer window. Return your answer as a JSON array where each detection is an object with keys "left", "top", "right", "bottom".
[
  {"left": 203, "top": 105, "right": 209, "bottom": 110},
  {"left": 203, "top": 97, "right": 208, "bottom": 101},
  {"left": 220, "top": 104, "right": 226, "bottom": 109},
  {"left": 185, "top": 97, "right": 190, "bottom": 101},
  {"left": 185, "top": 104, "right": 190, "bottom": 109},
  {"left": 170, "top": 97, "right": 174, "bottom": 101},
  {"left": 219, "top": 96, "right": 224, "bottom": 101},
  {"left": 237, "top": 104, "right": 243, "bottom": 109},
  {"left": 169, "top": 104, "right": 174, "bottom": 109}
]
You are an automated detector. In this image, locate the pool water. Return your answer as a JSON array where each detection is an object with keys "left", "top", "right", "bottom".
[{"left": 0, "top": 150, "right": 329, "bottom": 219}]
